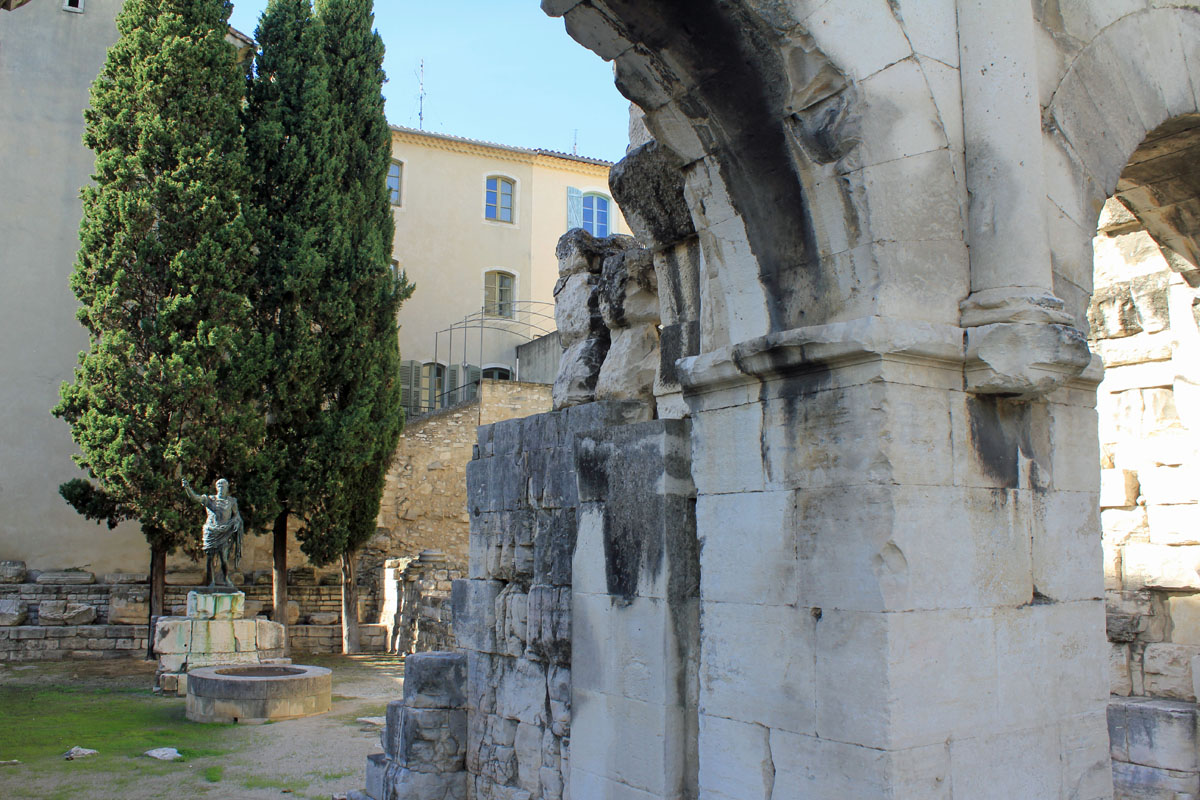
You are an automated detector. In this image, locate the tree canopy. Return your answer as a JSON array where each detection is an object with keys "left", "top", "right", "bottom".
[{"left": 55, "top": 0, "right": 274, "bottom": 557}]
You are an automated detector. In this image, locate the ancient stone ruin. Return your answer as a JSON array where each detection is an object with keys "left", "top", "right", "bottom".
[{"left": 362, "top": 0, "right": 1200, "bottom": 797}]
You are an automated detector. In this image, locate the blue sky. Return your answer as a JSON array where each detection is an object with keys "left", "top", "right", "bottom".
[{"left": 228, "top": 0, "right": 632, "bottom": 163}]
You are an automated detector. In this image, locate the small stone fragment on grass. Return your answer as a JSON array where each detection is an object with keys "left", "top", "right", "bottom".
[
  {"left": 0, "top": 760, "right": 20, "bottom": 767},
  {"left": 63, "top": 746, "right": 97, "bottom": 760},
  {"left": 145, "top": 747, "right": 182, "bottom": 761},
  {"left": 355, "top": 716, "right": 385, "bottom": 727}
]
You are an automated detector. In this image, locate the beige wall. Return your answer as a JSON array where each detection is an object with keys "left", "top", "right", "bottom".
[
  {"left": 389, "top": 129, "right": 625, "bottom": 377},
  {"left": 0, "top": 0, "right": 149, "bottom": 574}
]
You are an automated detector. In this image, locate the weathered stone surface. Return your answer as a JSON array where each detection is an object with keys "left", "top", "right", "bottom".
[
  {"left": 0, "top": 598, "right": 28, "bottom": 626},
  {"left": 308, "top": 612, "right": 338, "bottom": 626},
  {"left": 0, "top": 561, "right": 27, "bottom": 584},
  {"left": 107, "top": 593, "right": 149, "bottom": 624},
  {"left": 1144, "top": 643, "right": 1200, "bottom": 701},
  {"left": 403, "top": 651, "right": 467, "bottom": 710},
  {"left": 164, "top": 570, "right": 204, "bottom": 586},
  {"left": 1124, "top": 543, "right": 1200, "bottom": 591},
  {"left": 553, "top": 273, "right": 604, "bottom": 345},
  {"left": 598, "top": 247, "right": 658, "bottom": 329},
  {"left": 964, "top": 321, "right": 1091, "bottom": 396},
  {"left": 103, "top": 573, "right": 148, "bottom": 584},
  {"left": 37, "top": 601, "right": 96, "bottom": 626},
  {"left": 608, "top": 140, "right": 694, "bottom": 250},
  {"left": 186, "top": 591, "right": 245, "bottom": 621},
  {"left": 595, "top": 323, "right": 659, "bottom": 407},
  {"left": 551, "top": 334, "right": 609, "bottom": 410},
  {"left": 35, "top": 570, "right": 94, "bottom": 585}
]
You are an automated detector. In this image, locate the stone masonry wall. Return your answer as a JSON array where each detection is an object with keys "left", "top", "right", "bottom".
[
  {"left": 376, "top": 381, "right": 553, "bottom": 567},
  {"left": 391, "top": 551, "right": 463, "bottom": 656},
  {"left": 450, "top": 401, "right": 648, "bottom": 800},
  {"left": 1092, "top": 198, "right": 1200, "bottom": 796}
]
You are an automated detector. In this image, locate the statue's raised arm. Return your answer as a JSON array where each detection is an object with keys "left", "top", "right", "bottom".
[{"left": 181, "top": 478, "right": 203, "bottom": 504}]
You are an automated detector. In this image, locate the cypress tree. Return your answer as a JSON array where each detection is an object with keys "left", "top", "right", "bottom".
[
  {"left": 310, "top": 0, "right": 412, "bottom": 652},
  {"left": 54, "top": 0, "right": 273, "bottom": 639},
  {"left": 242, "top": 0, "right": 338, "bottom": 647}
]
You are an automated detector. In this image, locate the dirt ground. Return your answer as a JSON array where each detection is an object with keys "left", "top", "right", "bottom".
[{"left": 0, "top": 653, "right": 405, "bottom": 800}]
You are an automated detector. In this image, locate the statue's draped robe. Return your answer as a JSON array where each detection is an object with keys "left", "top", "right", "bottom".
[{"left": 201, "top": 495, "right": 243, "bottom": 568}]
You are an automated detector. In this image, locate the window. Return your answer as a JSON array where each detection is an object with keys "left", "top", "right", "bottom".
[
  {"left": 485, "top": 176, "right": 514, "bottom": 223},
  {"left": 421, "top": 362, "right": 445, "bottom": 411},
  {"left": 62, "top": 0, "right": 83, "bottom": 11},
  {"left": 482, "top": 367, "right": 512, "bottom": 381},
  {"left": 583, "top": 194, "right": 610, "bottom": 237},
  {"left": 567, "top": 187, "right": 614, "bottom": 237},
  {"left": 484, "top": 270, "right": 514, "bottom": 318},
  {"left": 386, "top": 161, "right": 402, "bottom": 206}
]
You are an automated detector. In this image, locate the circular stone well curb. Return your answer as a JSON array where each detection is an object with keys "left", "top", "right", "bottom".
[{"left": 186, "top": 664, "right": 332, "bottom": 723}]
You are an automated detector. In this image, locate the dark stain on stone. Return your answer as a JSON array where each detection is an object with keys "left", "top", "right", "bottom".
[
  {"left": 602, "top": 0, "right": 826, "bottom": 332},
  {"left": 575, "top": 433, "right": 664, "bottom": 602},
  {"left": 966, "top": 396, "right": 1033, "bottom": 489},
  {"left": 733, "top": 345, "right": 834, "bottom": 484}
]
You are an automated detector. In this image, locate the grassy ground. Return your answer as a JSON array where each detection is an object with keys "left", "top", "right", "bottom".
[{"left": 0, "top": 654, "right": 404, "bottom": 800}]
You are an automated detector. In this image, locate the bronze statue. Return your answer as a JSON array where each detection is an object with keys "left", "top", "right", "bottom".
[{"left": 182, "top": 478, "right": 243, "bottom": 588}]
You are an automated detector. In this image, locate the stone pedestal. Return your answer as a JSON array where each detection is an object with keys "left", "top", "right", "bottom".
[{"left": 153, "top": 590, "right": 287, "bottom": 696}]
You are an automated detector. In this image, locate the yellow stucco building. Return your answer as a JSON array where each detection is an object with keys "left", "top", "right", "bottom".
[{"left": 387, "top": 126, "right": 624, "bottom": 417}]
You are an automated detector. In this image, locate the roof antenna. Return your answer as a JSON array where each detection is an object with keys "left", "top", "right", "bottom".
[
  {"left": 417, "top": 59, "right": 425, "bottom": 130},
  {"left": 572, "top": 128, "right": 578, "bottom": 156}
]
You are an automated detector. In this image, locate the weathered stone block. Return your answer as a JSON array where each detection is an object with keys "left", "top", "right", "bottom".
[
  {"left": 1145, "top": 643, "right": 1200, "bottom": 701},
  {"left": 103, "top": 573, "right": 147, "bottom": 584},
  {"left": 164, "top": 570, "right": 204, "bottom": 586},
  {"left": 494, "top": 657, "right": 547, "bottom": 726},
  {"left": 552, "top": 334, "right": 610, "bottom": 410},
  {"left": 451, "top": 579, "right": 501, "bottom": 653},
  {"left": 255, "top": 617, "right": 284, "bottom": 651},
  {"left": 190, "top": 620, "right": 236, "bottom": 654},
  {"left": 0, "top": 598, "right": 28, "bottom": 626},
  {"left": 1112, "top": 759, "right": 1200, "bottom": 798},
  {"left": 37, "top": 601, "right": 96, "bottom": 626},
  {"left": 1122, "top": 697, "right": 1200, "bottom": 772},
  {"left": 403, "top": 651, "right": 467, "bottom": 710},
  {"left": 0, "top": 561, "right": 27, "bottom": 584},
  {"left": 35, "top": 570, "right": 94, "bottom": 585},
  {"left": 187, "top": 591, "right": 245, "bottom": 621},
  {"left": 153, "top": 618, "right": 193, "bottom": 652},
  {"left": 1124, "top": 543, "right": 1200, "bottom": 591},
  {"left": 108, "top": 589, "right": 149, "bottom": 624}
]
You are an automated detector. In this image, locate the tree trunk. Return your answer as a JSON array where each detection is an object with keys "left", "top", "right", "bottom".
[
  {"left": 341, "top": 551, "right": 360, "bottom": 654},
  {"left": 146, "top": 544, "right": 166, "bottom": 660},
  {"left": 272, "top": 511, "right": 289, "bottom": 655}
]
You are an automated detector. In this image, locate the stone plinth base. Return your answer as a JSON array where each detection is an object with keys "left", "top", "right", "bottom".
[
  {"left": 153, "top": 590, "right": 288, "bottom": 695},
  {"left": 186, "top": 589, "right": 244, "bottom": 620}
]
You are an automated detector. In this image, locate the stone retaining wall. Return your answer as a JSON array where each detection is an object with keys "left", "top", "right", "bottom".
[{"left": 0, "top": 624, "right": 148, "bottom": 661}]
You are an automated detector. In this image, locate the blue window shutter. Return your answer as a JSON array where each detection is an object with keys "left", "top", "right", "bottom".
[{"left": 567, "top": 187, "right": 583, "bottom": 231}]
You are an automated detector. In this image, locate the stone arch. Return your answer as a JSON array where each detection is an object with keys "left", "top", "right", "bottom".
[
  {"left": 1043, "top": 7, "right": 1200, "bottom": 322},
  {"left": 546, "top": 0, "right": 967, "bottom": 352}
]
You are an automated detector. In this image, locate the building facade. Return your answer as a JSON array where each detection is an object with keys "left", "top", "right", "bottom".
[{"left": 387, "top": 126, "right": 625, "bottom": 417}]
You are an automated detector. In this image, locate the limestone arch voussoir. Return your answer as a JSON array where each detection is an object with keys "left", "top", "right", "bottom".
[
  {"left": 555, "top": 0, "right": 927, "bottom": 342},
  {"left": 1046, "top": 7, "right": 1200, "bottom": 227}
]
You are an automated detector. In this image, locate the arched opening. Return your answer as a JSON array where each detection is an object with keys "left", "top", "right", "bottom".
[{"left": 1089, "top": 115, "right": 1200, "bottom": 793}]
